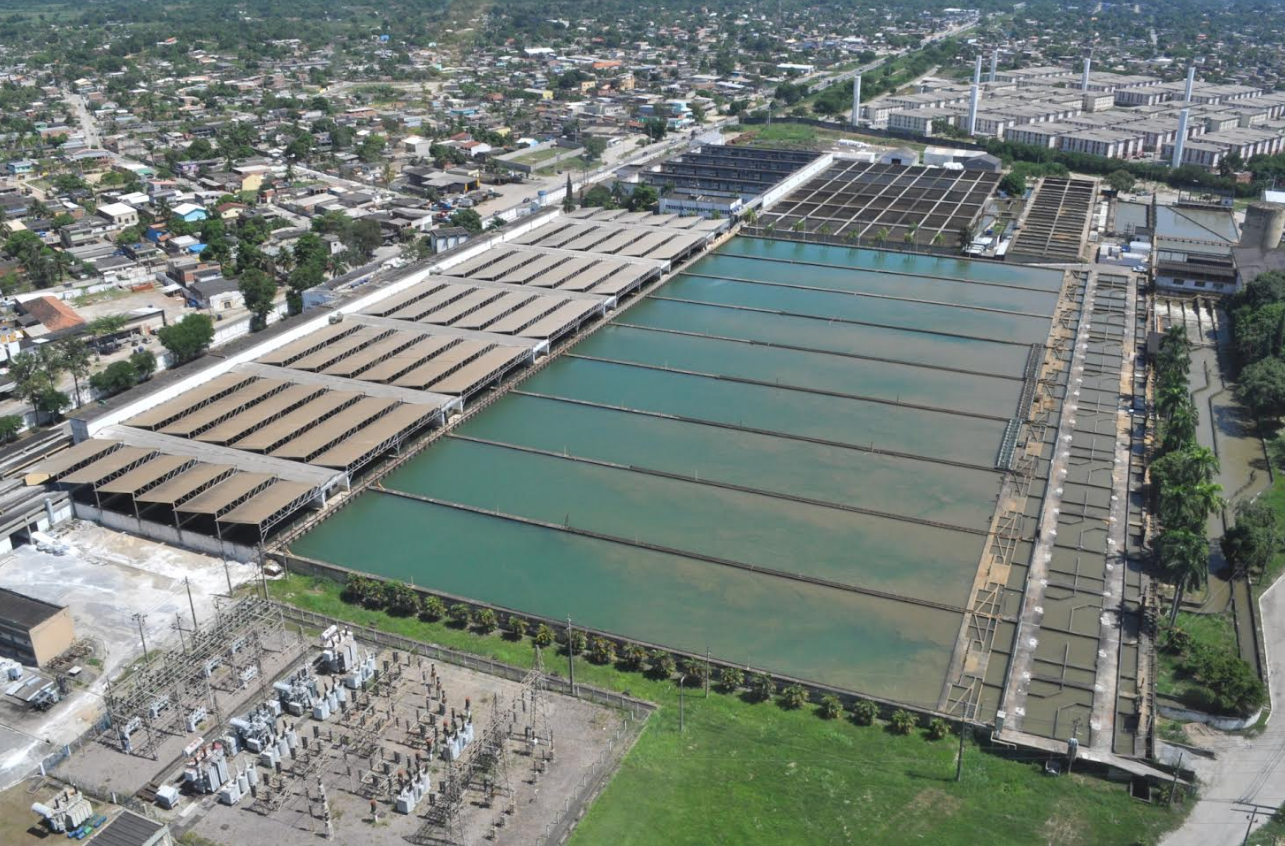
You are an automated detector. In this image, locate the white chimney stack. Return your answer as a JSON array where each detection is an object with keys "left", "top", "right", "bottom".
[
  {"left": 1184, "top": 65, "right": 1196, "bottom": 102},
  {"left": 967, "top": 84, "right": 981, "bottom": 136},
  {"left": 1172, "top": 108, "right": 1190, "bottom": 168},
  {"left": 973, "top": 56, "right": 983, "bottom": 86},
  {"left": 1081, "top": 58, "right": 1091, "bottom": 92},
  {"left": 989, "top": 52, "right": 999, "bottom": 82},
  {"left": 851, "top": 75, "right": 862, "bottom": 127}
]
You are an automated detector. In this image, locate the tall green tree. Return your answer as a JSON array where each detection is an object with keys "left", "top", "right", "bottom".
[
  {"left": 158, "top": 314, "right": 215, "bottom": 364},
  {"left": 238, "top": 268, "right": 277, "bottom": 332},
  {"left": 1221, "top": 500, "right": 1281, "bottom": 582},
  {"left": 56, "top": 338, "right": 92, "bottom": 408},
  {"left": 1157, "top": 528, "right": 1209, "bottom": 623},
  {"left": 1237, "top": 357, "right": 1285, "bottom": 418}
]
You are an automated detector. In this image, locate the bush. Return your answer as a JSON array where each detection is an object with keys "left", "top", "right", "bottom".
[
  {"left": 341, "top": 575, "right": 383, "bottom": 608},
  {"left": 851, "top": 699, "right": 879, "bottom": 725},
  {"left": 88, "top": 360, "right": 140, "bottom": 398},
  {"left": 588, "top": 637, "right": 616, "bottom": 665},
  {"left": 533, "top": 623, "right": 555, "bottom": 648},
  {"left": 448, "top": 603, "right": 471, "bottom": 627},
  {"left": 646, "top": 649, "right": 676, "bottom": 680},
  {"left": 748, "top": 671, "right": 775, "bottom": 703},
  {"left": 927, "top": 718, "right": 950, "bottom": 740},
  {"left": 382, "top": 582, "right": 420, "bottom": 617},
  {"left": 618, "top": 643, "right": 646, "bottom": 671},
  {"left": 1161, "top": 624, "right": 1194, "bottom": 654},
  {"left": 1192, "top": 646, "right": 1267, "bottom": 716},
  {"left": 563, "top": 629, "right": 587, "bottom": 655},
  {"left": 505, "top": 615, "right": 528, "bottom": 640},
  {"left": 419, "top": 595, "right": 446, "bottom": 621},
  {"left": 473, "top": 608, "right": 497, "bottom": 633},
  {"left": 889, "top": 709, "right": 917, "bottom": 735},
  {"left": 679, "top": 657, "right": 707, "bottom": 686},
  {"left": 778, "top": 683, "right": 807, "bottom": 710},
  {"left": 717, "top": 667, "right": 744, "bottom": 692},
  {"left": 818, "top": 694, "right": 843, "bottom": 720},
  {"left": 998, "top": 171, "right": 1025, "bottom": 197}
]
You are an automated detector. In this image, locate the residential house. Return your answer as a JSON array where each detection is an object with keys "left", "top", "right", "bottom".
[
  {"left": 96, "top": 202, "right": 139, "bottom": 229},
  {"left": 185, "top": 275, "right": 243, "bottom": 311},
  {"left": 171, "top": 202, "right": 208, "bottom": 222}
]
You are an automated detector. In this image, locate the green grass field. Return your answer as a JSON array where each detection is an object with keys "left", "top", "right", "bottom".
[
  {"left": 270, "top": 574, "right": 1184, "bottom": 845},
  {"left": 1156, "top": 611, "right": 1238, "bottom": 713},
  {"left": 732, "top": 122, "right": 926, "bottom": 153},
  {"left": 1256, "top": 474, "right": 1285, "bottom": 599}
]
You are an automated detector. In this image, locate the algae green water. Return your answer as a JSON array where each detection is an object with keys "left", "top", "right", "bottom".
[{"left": 293, "top": 238, "right": 1059, "bottom": 705}]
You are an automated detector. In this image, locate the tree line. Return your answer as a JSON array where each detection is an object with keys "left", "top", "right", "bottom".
[
  {"left": 1151, "top": 325, "right": 1268, "bottom": 716},
  {"left": 337, "top": 574, "right": 954, "bottom": 737}
]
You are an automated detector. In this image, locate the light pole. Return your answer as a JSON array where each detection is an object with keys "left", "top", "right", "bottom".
[
  {"left": 678, "top": 674, "right": 687, "bottom": 733},
  {"left": 566, "top": 616, "right": 576, "bottom": 695}
]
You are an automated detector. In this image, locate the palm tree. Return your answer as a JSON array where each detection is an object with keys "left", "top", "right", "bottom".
[
  {"left": 874, "top": 227, "right": 889, "bottom": 248},
  {"left": 1157, "top": 528, "right": 1209, "bottom": 622},
  {"left": 1158, "top": 326, "right": 1190, "bottom": 378},
  {"left": 1151, "top": 445, "right": 1220, "bottom": 494},
  {"left": 56, "top": 338, "right": 91, "bottom": 408},
  {"left": 1160, "top": 401, "right": 1199, "bottom": 455},
  {"left": 1156, "top": 383, "right": 1191, "bottom": 421},
  {"left": 1179, "top": 480, "right": 1225, "bottom": 529},
  {"left": 51, "top": 250, "right": 73, "bottom": 282},
  {"left": 931, "top": 231, "right": 945, "bottom": 251}
]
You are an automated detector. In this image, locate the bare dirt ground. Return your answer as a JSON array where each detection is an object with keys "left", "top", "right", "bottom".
[{"left": 151, "top": 643, "right": 635, "bottom": 846}]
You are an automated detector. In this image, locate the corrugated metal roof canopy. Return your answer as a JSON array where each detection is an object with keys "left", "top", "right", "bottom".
[
  {"left": 95, "top": 454, "right": 193, "bottom": 496},
  {"left": 135, "top": 463, "right": 235, "bottom": 505},
  {"left": 176, "top": 472, "right": 274, "bottom": 515},
  {"left": 60, "top": 446, "right": 157, "bottom": 485},
  {"left": 32, "top": 438, "right": 118, "bottom": 479},
  {"left": 217, "top": 480, "right": 316, "bottom": 526}
]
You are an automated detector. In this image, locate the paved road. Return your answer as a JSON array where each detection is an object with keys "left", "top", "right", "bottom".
[
  {"left": 1162, "top": 578, "right": 1285, "bottom": 845},
  {"left": 62, "top": 89, "right": 100, "bottom": 148}
]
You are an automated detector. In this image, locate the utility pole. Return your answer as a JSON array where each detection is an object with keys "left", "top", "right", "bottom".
[
  {"left": 223, "top": 558, "right": 233, "bottom": 594},
  {"left": 175, "top": 614, "right": 187, "bottom": 652},
  {"left": 133, "top": 613, "right": 149, "bottom": 662},
  {"left": 1168, "top": 752, "right": 1183, "bottom": 808},
  {"left": 185, "top": 577, "right": 198, "bottom": 630},
  {"left": 566, "top": 616, "right": 575, "bottom": 695},
  {"left": 678, "top": 674, "right": 687, "bottom": 733},
  {"left": 1244, "top": 806, "right": 1258, "bottom": 845},
  {"left": 1067, "top": 719, "right": 1082, "bottom": 774},
  {"left": 955, "top": 723, "right": 970, "bottom": 782},
  {"left": 704, "top": 647, "right": 710, "bottom": 698}
]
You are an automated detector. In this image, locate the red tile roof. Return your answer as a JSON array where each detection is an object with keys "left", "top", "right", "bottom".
[{"left": 22, "top": 295, "right": 85, "bottom": 332}]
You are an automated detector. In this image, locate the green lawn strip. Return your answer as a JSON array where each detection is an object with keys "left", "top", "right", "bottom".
[
  {"left": 270, "top": 574, "right": 1182, "bottom": 845},
  {"left": 735, "top": 122, "right": 926, "bottom": 153},
  {"left": 1255, "top": 474, "right": 1285, "bottom": 600}
]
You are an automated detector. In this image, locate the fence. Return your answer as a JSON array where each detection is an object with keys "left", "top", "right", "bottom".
[
  {"left": 36, "top": 712, "right": 112, "bottom": 781},
  {"left": 275, "top": 603, "right": 654, "bottom": 720},
  {"left": 535, "top": 717, "right": 643, "bottom": 846}
]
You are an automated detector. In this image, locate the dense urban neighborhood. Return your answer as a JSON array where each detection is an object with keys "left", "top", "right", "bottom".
[{"left": 1, "top": 1, "right": 1285, "bottom": 845}]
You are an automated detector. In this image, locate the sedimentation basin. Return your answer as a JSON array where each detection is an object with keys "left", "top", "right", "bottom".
[{"left": 291, "top": 237, "right": 1064, "bottom": 710}]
